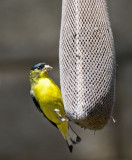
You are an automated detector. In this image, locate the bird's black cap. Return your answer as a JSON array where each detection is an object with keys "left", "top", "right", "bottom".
[{"left": 31, "top": 63, "right": 46, "bottom": 70}]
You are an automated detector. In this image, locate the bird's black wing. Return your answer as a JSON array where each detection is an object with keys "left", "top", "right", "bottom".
[
  {"left": 30, "top": 93, "right": 57, "bottom": 128},
  {"left": 30, "top": 93, "right": 43, "bottom": 113}
]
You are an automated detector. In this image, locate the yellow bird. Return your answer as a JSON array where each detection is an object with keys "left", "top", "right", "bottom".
[{"left": 29, "top": 63, "right": 81, "bottom": 152}]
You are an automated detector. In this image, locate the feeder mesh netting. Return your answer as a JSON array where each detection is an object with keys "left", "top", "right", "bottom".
[{"left": 59, "top": 0, "right": 116, "bottom": 130}]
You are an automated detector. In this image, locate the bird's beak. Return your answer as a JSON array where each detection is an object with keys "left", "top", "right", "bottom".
[{"left": 44, "top": 65, "right": 53, "bottom": 71}]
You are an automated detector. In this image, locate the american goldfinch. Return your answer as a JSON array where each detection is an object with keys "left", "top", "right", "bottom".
[{"left": 29, "top": 63, "right": 81, "bottom": 152}]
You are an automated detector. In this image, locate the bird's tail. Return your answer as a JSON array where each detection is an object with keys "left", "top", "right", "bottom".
[
  {"left": 57, "top": 122, "right": 81, "bottom": 152},
  {"left": 66, "top": 124, "right": 81, "bottom": 152}
]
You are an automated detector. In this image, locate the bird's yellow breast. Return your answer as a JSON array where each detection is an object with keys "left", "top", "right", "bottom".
[
  {"left": 32, "top": 78, "right": 62, "bottom": 104},
  {"left": 31, "top": 77, "right": 65, "bottom": 123}
]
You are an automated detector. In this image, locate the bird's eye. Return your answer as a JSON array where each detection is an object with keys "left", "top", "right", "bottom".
[{"left": 37, "top": 66, "right": 43, "bottom": 70}]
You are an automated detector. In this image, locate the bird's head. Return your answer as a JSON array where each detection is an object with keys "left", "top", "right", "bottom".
[{"left": 30, "top": 63, "right": 53, "bottom": 80}]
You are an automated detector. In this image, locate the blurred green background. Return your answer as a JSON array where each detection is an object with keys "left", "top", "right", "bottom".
[{"left": 0, "top": 0, "right": 132, "bottom": 160}]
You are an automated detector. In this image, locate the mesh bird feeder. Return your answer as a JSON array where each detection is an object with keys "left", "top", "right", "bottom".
[{"left": 59, "top": 0, "right": 116, "bottom": 130}]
